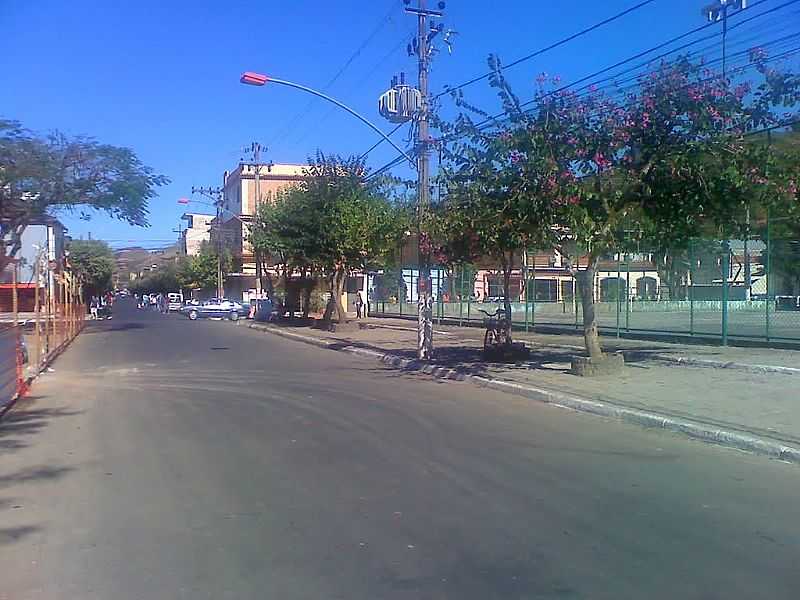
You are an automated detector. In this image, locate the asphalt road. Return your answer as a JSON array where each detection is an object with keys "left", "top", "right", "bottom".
[{"left": 2, "top": 300, "right": 799, "bottom": 599}]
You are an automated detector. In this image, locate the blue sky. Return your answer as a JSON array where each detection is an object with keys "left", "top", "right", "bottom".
[{"left": 1, "top": 0, "right": 792, "bottom": 248}]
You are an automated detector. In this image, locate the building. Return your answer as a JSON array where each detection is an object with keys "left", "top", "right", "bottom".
[
  {"left": 1, "top": 217, "right": 68, "bottom": 312},
  {"left": 220, "top": 162, "right": 307, "bottom": 301},
  {"left": 181, "top": 213, "right": 214, "bottom": 256}
]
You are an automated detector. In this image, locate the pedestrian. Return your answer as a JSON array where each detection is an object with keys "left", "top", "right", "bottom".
[
  {"left": 90, "top": 296, "right": 99, "bottom": 320},
  {"left": 355, "top": 291, "right": 365, "bottom": 319}
]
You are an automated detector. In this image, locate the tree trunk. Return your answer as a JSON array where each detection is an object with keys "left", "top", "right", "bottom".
[
  {"left": 577, "top": 264, "right": 603, "bottom": 359},
  {"left": 322, "top": 273, "right": 336, "bottom": 322},
  {"left": 501, "top": 252, "right": 514, "bottom": 344},
  {"left": 323, "top": 269, "right": 347, "bottom": 323},
  {"left": 258, "top": 255, "right": 274, "bottom": 297},
  {"left": 335, "top": 270, "right": 347, "bottom": 323},
  {"left": 301, "top": 275, "right": 313, "bottom": 319}
]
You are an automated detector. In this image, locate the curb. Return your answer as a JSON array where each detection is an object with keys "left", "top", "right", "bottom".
[
  {"left": 650, "top": 354, "right": 800, "bottom": 375},
  {"left": 365, "top": 322, "right": 799, "bottom": 377},
  {"left": 248, "top": 322, "right": 800, "bottom": 464}
]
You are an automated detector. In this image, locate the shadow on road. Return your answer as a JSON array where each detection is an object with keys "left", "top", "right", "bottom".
[
  {"left": 0, "top": 525, "right": 41, "bottom": 546},
  {"left": 0, "top": 465, "right": 76, "bottom": 488},
  {"left": 0, "top": 404, "right": 84, "bottom": 454},
  {"left": 82, "top": 321, "right": 148, "bottom": 334}
]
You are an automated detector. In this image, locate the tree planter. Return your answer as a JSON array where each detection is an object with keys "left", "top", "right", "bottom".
[
  {"left": 570, "top": 353, "right": 625, "bottom": 377},
  {"left": 314, "top": 319, "right": 359, "bottom": 333}
]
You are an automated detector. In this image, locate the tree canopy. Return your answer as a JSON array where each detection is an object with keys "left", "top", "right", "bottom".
[
  {"left": 1, "top": 120, "right": 169, "bottom": 270},
  {"left": 249, "top": 153, "right": 407, "bottom": 322},
  {"left": 437, "top": 51, "right": 799, "bottom": 358},
  {"left": 67, "top": 240, "right": 115, "bottom": 297}
]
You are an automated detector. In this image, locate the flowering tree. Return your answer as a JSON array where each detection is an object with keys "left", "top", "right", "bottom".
[
  {"left": 441, "top": 51, "right": 799, "bottom": 360},
  {"left": 436, "top": 57, "right": 562, "bottom": 339}
]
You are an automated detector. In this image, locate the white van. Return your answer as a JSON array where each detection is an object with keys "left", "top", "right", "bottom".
[{"left": 167, "top": 292, "right": 184, "bottom": 311}]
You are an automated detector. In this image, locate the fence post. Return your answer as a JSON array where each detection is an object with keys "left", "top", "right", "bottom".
[
  {"left": 625, "top": 254, "right": 631, "bottom": 331},
  {"left": 689, "top": 241, "right": 695, "bottom": 336},
  {"left": 524, "top": 251, "right": 529, "bottom": 333},
  {"left": 721, "top": 241, "right": 730, "bottom": 346},
  {"left": 34, "top": 258, "right": 41, "bottom": 369},
  {"left": 458, "top": 265, "right": 464, "bottom": 327},
  {"left": 437, "top": 269, "right": 442, "bottom": 325},
  {"left": 765, "top": 210, "right": 771, "bottom": 342},
  {"left": 11, "top": 261, "right": 19, "bottom": 327},
  {"left": 466, "top": 280, "right": 472, "bottom": 323},
  {"left": 531, "top": 255, "right": 536, "bottom": 330},
  {"left": 616, "top": 252, "right": 621, "bottom": 338},
  {"left": 573, "top": 276, "right": 579, "bottom": 331},
  {"left": 398, "top": 270, "right": 403, "bottom": 316}
]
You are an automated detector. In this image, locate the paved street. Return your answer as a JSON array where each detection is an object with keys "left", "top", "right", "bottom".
[{"left": 2, "top": 300, "right": 799, "bottom": 599}]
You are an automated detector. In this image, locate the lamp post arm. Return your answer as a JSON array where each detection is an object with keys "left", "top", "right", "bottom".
[{"left": 266, "top": 77, "right": 417, "bottom": 170}]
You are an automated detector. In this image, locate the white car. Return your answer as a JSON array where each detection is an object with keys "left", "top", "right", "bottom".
[{"left": 180, "top": 298, "right": 247, "bottom": 321}]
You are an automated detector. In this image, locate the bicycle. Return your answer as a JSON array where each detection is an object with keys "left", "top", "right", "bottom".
[{"left": 478, "top": 306, "right": 512, "bottom": 356}]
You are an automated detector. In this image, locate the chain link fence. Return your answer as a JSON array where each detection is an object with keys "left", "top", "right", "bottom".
[{"left": 368, "top": 231, "right": 800, "bottom": 346}]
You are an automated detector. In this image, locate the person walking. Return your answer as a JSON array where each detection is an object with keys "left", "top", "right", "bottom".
[
  {"left": 89, "top": 296, "right": 99, "bottom": 320},
  {"left": 355, "top": 291, "right": 365, "bottom": 319}
]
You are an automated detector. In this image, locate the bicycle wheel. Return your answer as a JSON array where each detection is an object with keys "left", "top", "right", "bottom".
[{"left": 484, "top": 329, "right": 497, "bottom": 352}]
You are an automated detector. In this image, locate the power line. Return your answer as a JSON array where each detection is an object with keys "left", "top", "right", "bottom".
[
  {"left": 433, "top": 0, "right": 662, "bottom": 100},
  {"left": 362, "top": 1, "right": 788, "bottom": 167},
  {"left": 469, "top": 39, "right": 800, "bottom": 140},
  {"left": 359, "top": 121, "right": 408, "bottom": 160},
  {"left": 291, "top": 26, "right": 416, "bottom": 149},
  {"left": 266, "top": 0, "right": 399, "bottom": 151},
  {"left": 551, "top": 0, "right": 800, "bottom": 105},
  {"left": 364, "top": 154, "right": 410, "bottom": 181},
  {"left": 440, "top": 0, "right": 799, "bottom": 141}
]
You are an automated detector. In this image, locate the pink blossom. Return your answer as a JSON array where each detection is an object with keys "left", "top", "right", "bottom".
[
  {"left": 552, "top": 74, "right": 562, "bottom": 85},
  {"left": 536, "top": 72, "right": 549, "bottom": 85},
  {"left": 594, "top": 153, "right": 611, "bottom": 170},
  {"left": 734, "top": 82, "right": 751, "bottom": 99}
]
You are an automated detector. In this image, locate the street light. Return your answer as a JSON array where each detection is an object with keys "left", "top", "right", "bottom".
[
  {"left": 239, "top": 72, "right": 416, "bottom": 169},
  {"left": 178, "top": 198, "right": 250, "bottom": 226}
]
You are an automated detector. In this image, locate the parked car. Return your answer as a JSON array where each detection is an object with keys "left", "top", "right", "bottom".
[{"left": 180, "top": 298, "right": 248, "bottom": 321}]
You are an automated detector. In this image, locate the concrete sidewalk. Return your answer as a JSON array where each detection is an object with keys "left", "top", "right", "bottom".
[{"left": 249, "top": 317, "right": 800, "bottom": 463}]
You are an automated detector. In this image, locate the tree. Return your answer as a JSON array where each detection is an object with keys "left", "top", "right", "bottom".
[
  {"left": 437, "top": 57, "right": 560, "bottom": 339},
  {"left": 1, "top": 120, "right": 169, "bottom": 271},
  {"left": 249, "top": 186, "right": 319, "bottom": 314},
  {"left": 286, "top": 154, "right": 403, "bottom": 324},
  {"left": 440, "top": 52, "right": 799, "bottom": 360},
  {"left": 68, "top": 240, "right": 115, "bottom": 297},
  {"left": 176, "top": 242, "right": 232, "bottom": 293},
  {"left": 129, "top": 263, "right": 182, "bottom": 296}
]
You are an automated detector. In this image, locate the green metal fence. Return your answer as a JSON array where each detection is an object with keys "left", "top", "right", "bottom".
[{"left": 370, "top": 234, "right": 800, "bottom": 346}]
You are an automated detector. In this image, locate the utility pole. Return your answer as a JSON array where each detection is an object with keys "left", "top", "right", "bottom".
[
  {"left": 404, "top": 0, "right": 446, "bottom": 360},
  {"left": 245, "top": 142, "right": 270, "bottom": 299},
  {"left": 703, "top": 0, "right": 750, "bottom": 300},
  {"left": 172, "top": 222, "right": 184, "bottom": 255},
  {"left": 192, "top": 186, "right": 225, "bottom": 299}
]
